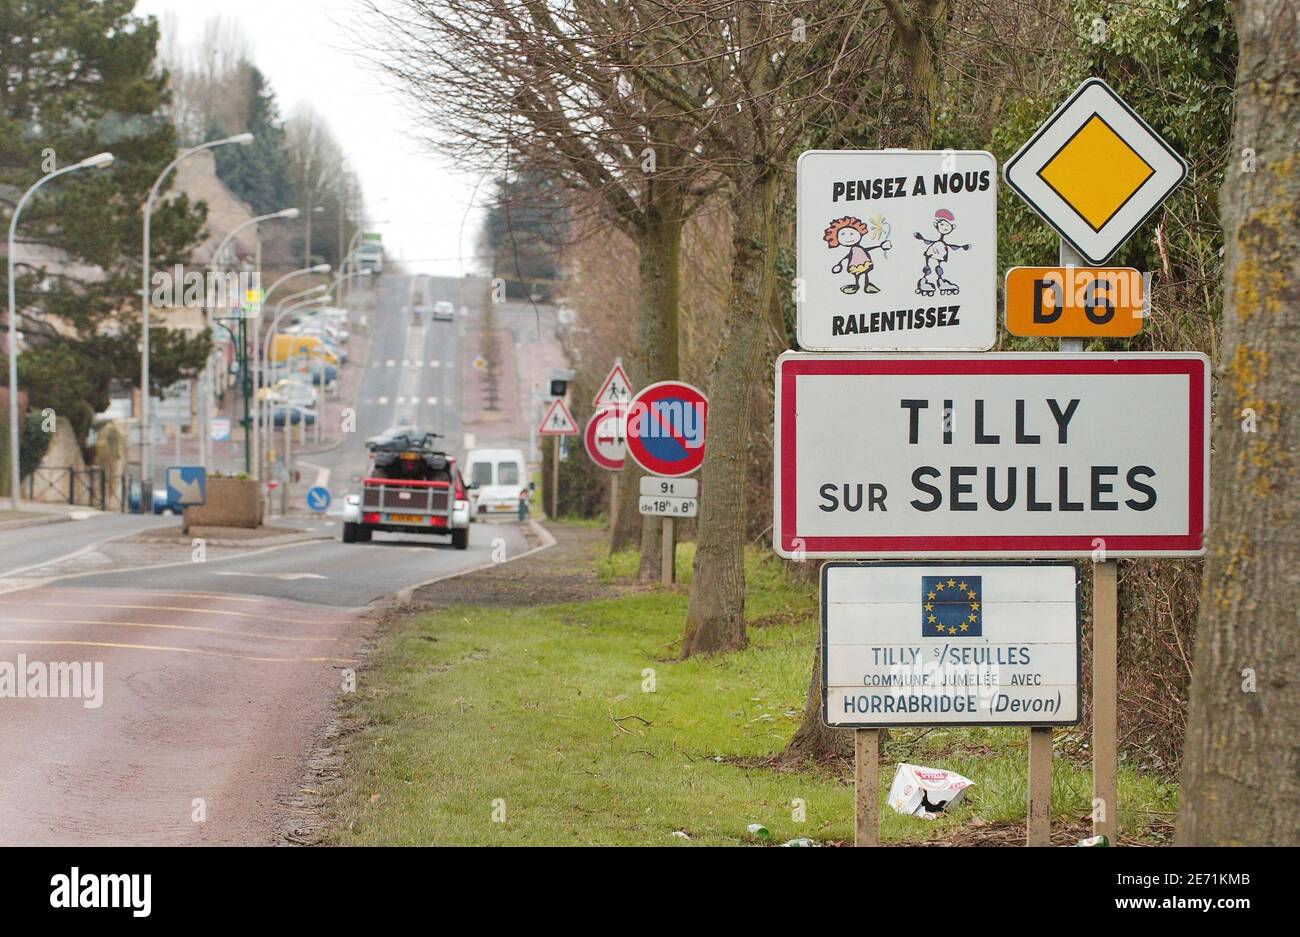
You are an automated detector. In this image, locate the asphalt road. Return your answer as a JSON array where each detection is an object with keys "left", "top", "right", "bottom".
[{"left": 0, "top": 273, "right": 536, "bottom": 844}]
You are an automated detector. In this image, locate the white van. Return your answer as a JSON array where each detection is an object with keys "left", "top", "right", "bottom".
[{"left": 464, "top": 448, "right": 529, "bottom": 518}]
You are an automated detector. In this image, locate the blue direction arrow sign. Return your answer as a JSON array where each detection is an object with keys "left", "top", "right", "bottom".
[
  {"left": 166, "top": 466, "right": 206, "bottom": 507},
  {"left": 306, "top": 485, "right": 332, "bottom": 513}
]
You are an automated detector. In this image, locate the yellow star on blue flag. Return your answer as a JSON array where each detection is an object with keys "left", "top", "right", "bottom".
[{"left": 921, "top": 575, "right": 982, "bottom": 636}]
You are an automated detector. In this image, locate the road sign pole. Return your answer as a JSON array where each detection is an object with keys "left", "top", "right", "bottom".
[
  {"left": 283, "top": 404, "right": 292, "bottom": 517},
  {"left": 1059, "top": 239, "right": 1086, "bottom": 353},
  {"left": 1093, "top": 557, "right": 1119, "bottom": 842},
  {"left": 610, "top": 472, "right": 619, "bottom": 532},
  {"left": 854, "top": 728, "right": 879, "bottom": 847},
  {"left": 1057, "top": 232, "right": 1119, "bottom": 844},
  {"left": 239, "top": 317, "right": 251, "bottom": 475},
  {"left": 660, "top": 516, "right": 674, "bottom": 585},
  {"left": 551, "top": 437, "right": 559, "bottom": 520},
  {"left": 1024, "top": 239, "right": 1092, "bottom": 845},
  {"left": 1027, "top": 727, "right": 1053, "bottom": 846}
]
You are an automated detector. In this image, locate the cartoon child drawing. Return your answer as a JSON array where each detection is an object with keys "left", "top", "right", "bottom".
[
  {"left": 825, "top": 216, "right": 892, "bottom": 295},
  {"left": 914, "top": 208, "right": 971, "bottom": 296}
]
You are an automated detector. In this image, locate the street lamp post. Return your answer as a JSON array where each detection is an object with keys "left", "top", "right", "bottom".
[
  {"left": 249, "top": 264, "right": 329, "bottom": 480},
  {"left": 333, "top": 268, "right": 373, "bottom": 305},
  {"left": 7, "top": 152, "right": 114, "bottom": 511},
  {"left": 200, "top": 207, "right": 299, "bottom": 472},
  {"left": 261, "top": 292, "right": 330, "bottom": 495},
  {"left": 259, "top": 286, "right": 329, "bottom": 468},
  {"left": 140, "top": 132, "right": 252, "bottom": 502}
]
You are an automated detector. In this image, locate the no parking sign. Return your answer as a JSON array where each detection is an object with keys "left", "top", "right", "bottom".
[{"left": 626, "top": 381, "right": 708, "bottom": 477}]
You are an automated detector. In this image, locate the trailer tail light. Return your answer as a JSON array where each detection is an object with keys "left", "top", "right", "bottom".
[
  {"left": 363, "top": 513, "right": 381, "bottom": 524},
  {"left": 427, "top": 515, "right": 447, "bottom": 527}
]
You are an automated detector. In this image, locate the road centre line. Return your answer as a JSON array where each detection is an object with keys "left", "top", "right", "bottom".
[
  {"left": 0, "top": 638, "right": 354, "bottom": 664},
  {"left": 0, "top": 617, "right": 340, "bottom": 643},
  {"left": 0, "top": 600, "right": 342, "bottom": 627}
]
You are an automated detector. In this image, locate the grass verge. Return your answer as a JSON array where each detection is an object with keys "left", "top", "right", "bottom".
[{"left": 323, "top": 534, "right": 1177, "bottom": 845}]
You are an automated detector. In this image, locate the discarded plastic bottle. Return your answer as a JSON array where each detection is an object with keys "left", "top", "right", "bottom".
[
  {"left": 745, "top": 823, "right": 770, "bottom": 840},
  {"left": 1074, "top": 834, "right": 1109, "bottom": 847}
]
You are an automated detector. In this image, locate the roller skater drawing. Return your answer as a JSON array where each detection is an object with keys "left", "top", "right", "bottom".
[
  {"left": 914, "top": 208, "right": 971, "bottom": 296},
  {"left": 825, "top": 214, "right": 892, "bottom": 295}
]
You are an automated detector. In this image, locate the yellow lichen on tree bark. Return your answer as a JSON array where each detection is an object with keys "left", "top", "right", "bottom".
[{"left": 1176, "top": 0, "right": 1299, "bottom": 845}]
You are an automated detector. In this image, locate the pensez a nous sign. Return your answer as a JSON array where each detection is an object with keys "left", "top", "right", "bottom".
[{"left": 773, "top": 353, "right": 1209, "bottom": 558}]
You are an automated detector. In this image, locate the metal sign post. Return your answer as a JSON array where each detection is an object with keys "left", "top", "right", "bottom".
[
  {"left": 538, "top": 397, "right": 578, "bottom": 519},
  {"left": 1055, "top": 235, "right": 1117, "bottom": 845}
]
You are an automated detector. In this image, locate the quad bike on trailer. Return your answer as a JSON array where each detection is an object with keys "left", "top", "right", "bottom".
[{"left": 341, "top": 428, "right": 470, "bottom": 549}]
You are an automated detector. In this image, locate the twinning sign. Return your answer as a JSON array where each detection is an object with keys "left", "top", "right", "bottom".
[
  {"left": 774, "top": 352, "right": 1209, "bottom": 559},
  {"left": 822, "top": 562, "right": 1080, "bottom": 727}
]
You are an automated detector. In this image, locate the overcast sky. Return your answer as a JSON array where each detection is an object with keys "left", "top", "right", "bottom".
[{"left": 136, "top": 0, "right": 483, "bottom": 276}]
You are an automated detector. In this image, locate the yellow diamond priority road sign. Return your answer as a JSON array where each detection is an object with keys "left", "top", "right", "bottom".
[{"left": 1004, "top": 78, "right": 1186, "bottom": 264}]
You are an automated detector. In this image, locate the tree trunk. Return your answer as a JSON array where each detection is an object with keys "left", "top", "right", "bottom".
[
  {"left": 609, "top": 192, "right": 684, "bottom": 570},
  {"left": 780, "top": 603, "right": 854, "bottom": 764},
  {"left": 884, "top": 0, "right": 949, "bottom": 149},
  {"left": 633, "top": 205, "right": 683, "bottom": 579},
  {"left": 681, "top": 171, "right": 777, "bottom": 656},
  {"left": 1176, "top": 0, "right": 1299, "bottom": 846}
]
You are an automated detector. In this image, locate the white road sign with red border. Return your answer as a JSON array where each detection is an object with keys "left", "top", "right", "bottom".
[
  {"left": 774, "top": 352, "right": 1209, "bottom": 558},
  {"left": 584, "top": 404, "right": 626, "bottom": 471},
  {"left": 593, "top": 362, "right": 633, "bottom": 407},
  {"left": 538, "top": 398, "right": 578, "bottom": 436}
]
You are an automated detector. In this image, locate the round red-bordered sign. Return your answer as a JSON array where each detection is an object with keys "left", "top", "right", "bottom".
[
  {"left": 584, "top": 404, "right": 626, "bottom": 471},
  {"left": 626, "top": 381, "right": 708, "bottom": 477}
]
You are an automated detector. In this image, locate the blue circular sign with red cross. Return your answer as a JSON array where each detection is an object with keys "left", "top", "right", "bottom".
[{"left": 625, "top": 381, "right": 709, "bottom": 477}]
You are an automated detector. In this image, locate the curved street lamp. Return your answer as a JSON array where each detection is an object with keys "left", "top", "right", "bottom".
[
  {"left": 140, "top": 132, "right": 253, "bottom": 494},
  {"left": 248, "top": 264, "right": 329, "bottom": 478},
  {"left": 261, "top": 292, "right": 331, "bottom": 482},
  {"left": 7, "top": 152, "right": 114, "bottom": 511},
  {"left": 199, "top": 206, "right": 299, "bottom": 471}
]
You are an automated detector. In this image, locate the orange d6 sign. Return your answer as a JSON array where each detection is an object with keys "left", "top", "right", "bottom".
[{"left": 1004, "top": 266, "right": 1143, "bottom": 337}]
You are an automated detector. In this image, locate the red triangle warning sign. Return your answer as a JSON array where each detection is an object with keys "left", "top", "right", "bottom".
[
  {"left": 538, "top": 398, "right": 579, "bottom": 435},
  {"left": 593, "top": 362, "right": 634, "bottom": 407}
]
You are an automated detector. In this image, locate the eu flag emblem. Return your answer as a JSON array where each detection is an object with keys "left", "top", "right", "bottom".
[{"left": 922, "top": 576, "right": 982, "bottom": 636}]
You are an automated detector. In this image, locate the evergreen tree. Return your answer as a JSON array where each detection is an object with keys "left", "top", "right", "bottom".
[
  {"left": 0, "top": 0, "right": 211, "bottom": 448},
  {"left": 210, "top": 66, "right": 294, "bottom": 215}
]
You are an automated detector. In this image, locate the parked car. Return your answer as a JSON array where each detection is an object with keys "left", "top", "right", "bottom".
[
  {"left": 270, "top": 405, "right": 317, "bottom": 427},
  {"left": 258, "top": 378, "right": 317, "bottom": 409},
  {"left": 269, "top": 360, "right": 337, "bottom": 387},
  {"left": 299, "top": 310, "right": 349, "bottom": 342},
  {"left": 152, "top": 486, "right": 182, "bottom": 515}
]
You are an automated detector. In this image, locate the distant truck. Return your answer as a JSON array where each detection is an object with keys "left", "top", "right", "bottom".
[
  {"left": 355, "top": 239, "right": 384, "bottom": 275},
  {"left": 341, "top": 429, "right": 469, "bottom": 548}
]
